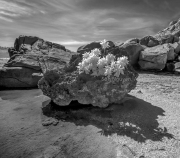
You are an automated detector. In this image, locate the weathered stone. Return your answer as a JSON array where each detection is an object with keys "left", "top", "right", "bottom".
[
  {"left": 38, "top": 46, "right": 138, "bottom": 108},
  {"left": 166, "top": 62, "right": 175, "bottom": 72},
  {"left": 140, "top": 36, "right": 159, "bottom": 47},
  {"left": 5, "top": 36, "right": 75, "bottom": 70},
  {"left": 139, "top": 60, "right": 166, "bottom": 70},
  {"left": 163, "top": 44, "right": 176, "bottom": 61},
  {"left": 123, "top": 38, "right": 139, "bottom": 44},
  {"left": 175, "top": 62, "right": 180, "bottom": 69},
  {"left": 77, "top": 41, "right": 115, "bottom": 54},
  {"left": 169, "top": 20, "right": 177, "bottom": 26},
  {"left": 169, "top": 42, "right": 180, "bottom": 54},
  {"left": 4, "top": 54, "right": 41, "bottom": 70},
  {"left": 2, "top": 36, "right": 75, "bottom": 88},
  {"left": 120, "top": 42, "right": 144, "bottom": 66},
  {"left": 0, "top": 67, "right": 42, "bottom": 88},
  {"left": 138, "top": 45, "right": 168, "bottom": 70}
]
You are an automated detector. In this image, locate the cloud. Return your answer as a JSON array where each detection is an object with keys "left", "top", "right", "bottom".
[
  {"left": 0, "top": 0, "right": 180, "bottom": 52},
  {"left": 0, "top": 16, "right": 13, "bottom": 22}
]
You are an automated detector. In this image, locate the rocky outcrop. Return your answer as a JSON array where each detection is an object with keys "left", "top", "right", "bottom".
[
  {"left": 1, "top": 35, "right": 75, "bottom": 88},
  {"left": 138, "top": 45, "right": 168, "bottom": 70},
  {"left": 0, "top": 67, "right": 42, "bottom": 88},
  {"left": 120, "top": 42, "right": 144, "bottom": 66},
  {"left": 140, "top": 36, "right": 159, "bottom": 47},
  {"left": 38, "top": 45, "right": 138, "bottom": 108},
  {"left": 77, "top": 41, "right": 115, "bottom": 55}
]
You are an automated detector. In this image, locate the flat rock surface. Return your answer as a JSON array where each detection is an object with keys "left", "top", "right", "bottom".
[{"left": 0, "top": 72, "right": 180, "bottom": 157}]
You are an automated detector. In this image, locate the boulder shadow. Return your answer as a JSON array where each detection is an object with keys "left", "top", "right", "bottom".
[{"left": 42, "top": 95, "right": 174, "bottom": 142}]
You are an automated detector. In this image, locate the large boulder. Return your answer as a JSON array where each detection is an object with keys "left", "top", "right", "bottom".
[
  {"left": 140, "top": 36, "right": 159, "bottom": 47},
  {"left": 38, "top": 45, "right": 138, "bottom": 108},
  {"left": 123, "top": 38, "right": 139, "bottom": 44},
  {"left": 169, "top": 42, "right": 180, "bottom": 54},
  {"left": 1, "top": 35, "right": 75, "bottom": 88},
  {"left": 163, "top": 44, "right": 177, "bottom": 61},
  {"left": 0, "top": 67, "right": 42, "bottom": 88},
  {"left": 5, "top": 36, "right": 75, "bottom": 70},
  {"left": 120, "top": 42, "right": 144, "bottom": 66},
  {"left": 138, "top": 45, "right": 168, "bottom": 70}
]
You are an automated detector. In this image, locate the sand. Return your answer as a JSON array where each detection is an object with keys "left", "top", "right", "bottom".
[{"left": 0, "top": 72, "right": 180, "bottom": 158}]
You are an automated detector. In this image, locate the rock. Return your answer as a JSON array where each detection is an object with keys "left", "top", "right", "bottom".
[
  {"left": 169, "top": 42, "right": 180, "bottom": 54},
  {"left": 5, "top": 36, "right": 75, "bottom": 70},
  {"left": 160, "top": 34, "right": 175, "bottom": 44},
  {"left": 175, "top": 62, "right": 180, "bottom": 69},
  {"left": 178, "top": 56, "right": 180, "bottom": 61},
  {"left": 138, "top": 45, "right": 168, "bottom": 70},
  {"left": 166, "top": 62, "right": 175, "bottom": 72},
  {"left": 4, "top": 54, "right": 41, "bottom": 70},
  {"left": 8, "top": 47, "right": 16, "bottom": 58},
  {"left": 154, "top": 19, "right": 180, "bottom": 42},
  {"left": 14, "top": 35, "right": 38, "bottom": 51},
  {"left": 77, "top": 41, "right": 115, "bottom": 54},
  {"left": 20, "top": 44, "right": 32, "bottom": 51},
  {"left": 0, "top": 67, "right": 42, "bottom": 88},
  {"left": 120, "top": 42, "right": 144, "bottom": 66},
  {"left": 169, "top": 20, "right": 177, "bottom": 26},
  {"left": 138, "top": 61, "right": 166, "bottom": 70},
  {"left": 2, "top": 35, "right": 75, "bottom": 88},
  {"left": 140, "top": 36, "right": 159, "bottom": 47},
  {"left": 163, "top": 43, "right": 176, "bottom": 61},
  {"left": 38, "top": 46, "right": 138, "bottom": 108},
  {"left": 123, "top": 38, "right": 139, "bottom": 44}
]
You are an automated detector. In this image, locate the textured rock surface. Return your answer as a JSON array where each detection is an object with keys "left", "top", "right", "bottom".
[
  {"left": 1, "top": 35, "right": 75, "bottom": 88},
  {"left": 121, "top": 42, "right": 144, "bottom": 66},
  {"left": 77, "top": 41, "right": 115, "bottom": 55},
  {"left": 0, "top": 67, "right": 42, "bottom": 88},
  {"left": 38, "top": 46, "right": 138, "bottom": 108},
  {"left": 140, "top": 35, "right": 159, "bottom": 47},
  {"left": 139, "top": 45, "right": 168, "bottom": 70}
]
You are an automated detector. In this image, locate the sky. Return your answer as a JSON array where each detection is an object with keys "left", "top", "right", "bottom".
[{"left": 0, "top": 0, "right": 180, "bottom": 51}]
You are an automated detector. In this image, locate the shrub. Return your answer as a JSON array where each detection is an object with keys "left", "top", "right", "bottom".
[{"left": 77, "top": 48, "right": 129, "bottom": 78}]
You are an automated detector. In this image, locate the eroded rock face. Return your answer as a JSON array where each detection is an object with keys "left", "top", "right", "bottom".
[
  {"left": 0, "top": 67, "right": 42, "bottom": 88},
  {"left": 38, "top": 46, "right": 138, "bottom": 108},
  {"left": 120, "top": 42, "right": 144, "bottom": 66},
  {"left": 1, "top": 35, "right": 75, "bottom": 88},
  {"left": 140, "top": 36, "right": 159, "bottom": 47},
  {"left": 138, "top": 45, "right": 168, "bottom": 70}
]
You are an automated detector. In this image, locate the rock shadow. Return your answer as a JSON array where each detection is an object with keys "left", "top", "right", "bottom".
[{"left": 42, "top": 95, "right": 174, "bottom": 142}]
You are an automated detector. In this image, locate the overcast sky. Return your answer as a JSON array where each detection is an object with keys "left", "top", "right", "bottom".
[{"left": 0, "top": 0, "right": 180, "bottom": 51}]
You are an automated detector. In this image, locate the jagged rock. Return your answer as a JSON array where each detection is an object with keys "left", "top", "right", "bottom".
[
  {"left": 120, "top": 42, "right": 144, "bottom": 66},
  {"left": 169, "top": 20, "right": 177, "bottom": 26},
  {"left": 0, "top": 67, "right": 42, "bottom": 88},
  {"left": 166, "top": 62, "right": 175, "bottom": 72},
  {"left": 138, "top": 45, "right": 168, "bottom": 70},
  {"left": 14, "top": 35, "right": 38, "bottom": 51},
  {"left": 154, "top": 19, "right": 180, "bottom": 43},
  {"left": 123, "top": 38, "right": 139, "bottom": 44},
  {"left": 77, "top": 41, "right": 115, "bottom": 54},
  {"left": 2, "top": 35, "right": 75, "bottom": 88},
  {"left": 169, "top": 42, "right": 180, "bottom": 54},
  {"left": 38, "top": 46, "right": 138, "bottom": 108},
  {"left": 8, "top": 47, "right": 16, "bottom": 58},
  {"left": 175, "top": 62, "right": 180, "bottom": 69},
  {"left": 5, "top": 36, "right": 75, "bottom": 70},
  {"left": 163, "top": 44, "right": 176, "bottom": 61},
  {"left": 140, "top": 36, "right": 159, "bottom": 47},
  {"left": 166, "top": 62, "right": 180, "bottom": 72}
]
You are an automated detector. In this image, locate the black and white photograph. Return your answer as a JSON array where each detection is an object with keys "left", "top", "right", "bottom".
[{"left": 0, "top": 0, "right": 180, "bottom": 157}]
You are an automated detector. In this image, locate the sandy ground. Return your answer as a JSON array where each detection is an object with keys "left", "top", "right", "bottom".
[{"left": 0, "top": 72, "right": 180, "bottom": 158}]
